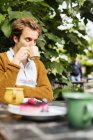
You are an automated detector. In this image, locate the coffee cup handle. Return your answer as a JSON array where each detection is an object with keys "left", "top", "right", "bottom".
[{"left": 83, "top": 104, "right": 93, "bottom": 123}]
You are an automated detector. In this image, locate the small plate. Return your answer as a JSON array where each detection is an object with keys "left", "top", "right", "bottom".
[{"left": 8, "top": 104, "right": 67, "bottom": 121}]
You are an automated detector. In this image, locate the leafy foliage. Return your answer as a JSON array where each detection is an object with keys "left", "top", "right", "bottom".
[{"left": 0, "top": 0, "right": 93, "bottom": 99}]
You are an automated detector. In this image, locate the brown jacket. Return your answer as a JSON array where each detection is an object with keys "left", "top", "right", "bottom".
[{"left": 0, "top": 52, "right": 53, "bottom": 102}]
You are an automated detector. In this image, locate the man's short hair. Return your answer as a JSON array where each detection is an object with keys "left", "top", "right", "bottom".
[{"left": 10, "top": 17, "right": 42, "bottom": 46}]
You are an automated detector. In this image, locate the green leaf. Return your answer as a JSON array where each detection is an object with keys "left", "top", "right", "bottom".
[
  {"left": 88, "top": 0, "right": 93, "bottom": 4},
  {"left": 1, "top": 19, "right": 11, "bottom": 38},
  {"left": 8, "top": 11, "right": 36, "bottom": 21},
  {"left": 0, "top": 14, "right": 6, "bottom": 25},
  {"left": 54, "top": 87, "right": 62, "bottom": 99},
  {"left": 50, "top": 61, "right": 64, "bottom": 75},
  {"left": 27, "top": 0, "right": 44, "bottom": 2},
  {"left": 45, "top": 33, "right": 61, "bottom": 42},
  {"left": 78, "top": 0, "right": 86, "bottom": 6},
  {"left": 67, "top": 33, "right": 78, "bottom": 45}
]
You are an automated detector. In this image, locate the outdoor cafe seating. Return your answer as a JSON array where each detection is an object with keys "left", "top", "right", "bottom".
[
  {"left": 0, "top": 94, "right": 93, "bottom": 140},
  {"left": 0, "top": 77, "right": 93, "bottom": 140}
]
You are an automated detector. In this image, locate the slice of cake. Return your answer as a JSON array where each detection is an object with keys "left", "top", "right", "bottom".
[{"left": 20, "top": 98, "right": 48, "bottom": 113}]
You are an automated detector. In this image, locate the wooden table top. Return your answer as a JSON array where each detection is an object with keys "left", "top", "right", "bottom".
[{"left": 0, "top": 101, "right": 93, "bottom": 140}]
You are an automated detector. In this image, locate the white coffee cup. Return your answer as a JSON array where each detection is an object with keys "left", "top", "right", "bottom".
[{"left": 29, "top": 46, "right": 40, "bottom": 59}]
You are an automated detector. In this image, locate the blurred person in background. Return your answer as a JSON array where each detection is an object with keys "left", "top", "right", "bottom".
[{"left": 70, "top": 56, "right": 83, "bottom": 82}]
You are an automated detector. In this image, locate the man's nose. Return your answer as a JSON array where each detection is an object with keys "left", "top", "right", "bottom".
[{"left": 30, "top": 40, "right": 36, "bottom": 47}]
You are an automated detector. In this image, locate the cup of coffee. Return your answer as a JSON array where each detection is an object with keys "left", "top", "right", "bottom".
[
  {"left": 4, "top": 87, "right": 24, "bottom": 105},
  {"left": 63, "top": 92, "right": 93, "bottom": 128},
  {"left": 29, "top": 46, "right": 40, "bottom": 59}
]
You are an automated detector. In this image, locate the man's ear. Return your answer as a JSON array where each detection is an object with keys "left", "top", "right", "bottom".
[{"left": 13, "top": 36, "right": 18, "bottom": 43}]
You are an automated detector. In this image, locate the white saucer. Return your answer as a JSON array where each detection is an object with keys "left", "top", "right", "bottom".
[{"left": 8, "top": 105, "right": 67, "bottom": 121}]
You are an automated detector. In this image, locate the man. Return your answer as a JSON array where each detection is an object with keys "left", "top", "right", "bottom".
[
  {"left": 0, "top": 17, "right": 53, "bottom": 102},
  {"left": 70, "top": 57, "right": 83, "bottom": 82}
]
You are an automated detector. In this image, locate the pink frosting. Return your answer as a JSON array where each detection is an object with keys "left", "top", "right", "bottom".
[{"left": 20, "top": 103, "right": 48, "bottom": 113}]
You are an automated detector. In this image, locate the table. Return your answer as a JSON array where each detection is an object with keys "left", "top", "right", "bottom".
[
  {"left": 72, "top": 81, "right": 85, "bottom": 86},
  {"left": 71, "top": 81, "right": 86, "bottom": 91},
  {"left": 0, "top": 101, "right": 93, "bottom": 140}
]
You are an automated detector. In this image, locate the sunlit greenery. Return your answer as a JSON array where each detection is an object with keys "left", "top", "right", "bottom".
[{"left": 0, "top": 0, "right": 93, "bottom": 99}]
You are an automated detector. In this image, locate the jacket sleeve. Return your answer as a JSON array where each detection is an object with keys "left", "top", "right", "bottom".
[
  {"left": 0, "top": 54, "right": 20, "bottom": 101},
  {"left": 16, "top": 60, "right": 54, "bottom": 102}
]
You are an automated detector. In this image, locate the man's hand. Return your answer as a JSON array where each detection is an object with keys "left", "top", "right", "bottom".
[{"left": 12, "top": 47, "right": 30, "bottom": 65}]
